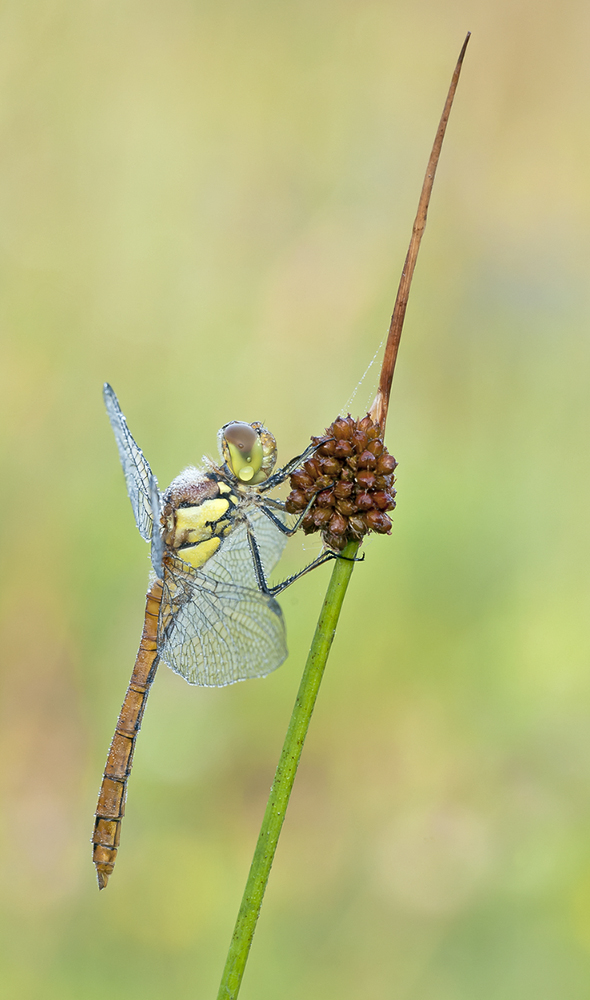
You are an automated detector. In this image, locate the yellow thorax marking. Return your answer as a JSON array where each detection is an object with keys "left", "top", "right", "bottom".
[
  {"left": 178, "top": 536, "right": 221, "bottom": 569},
  {"left": 175, "top": 498, "right": 230, "bottom": 543}
]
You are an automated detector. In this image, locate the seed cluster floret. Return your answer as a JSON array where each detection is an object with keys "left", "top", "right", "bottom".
[{"left": 285, "top": 415, "right": 397, "bottom": 551}]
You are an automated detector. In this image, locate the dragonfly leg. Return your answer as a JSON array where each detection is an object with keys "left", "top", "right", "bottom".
[
  {"left": 269, "top": 548, "right": 365, "bottom": 595},
  {"left": 246, "top": 520, "right": 353, "bottom": 597},
  {"left": 266, "top": 550, "right": 339, "bottom": 596},
  {"left": 245, "top": 521, "right": 275, "bottom": 594},
  {"left": 257, "top": 439, "right": 328, "bottom": 493},
  {"left": 255, "top": 487, "right": 333, "bottom": 537}
]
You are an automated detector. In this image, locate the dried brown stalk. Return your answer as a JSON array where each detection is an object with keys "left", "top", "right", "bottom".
[
  {"left": 369, "top": 31, "right": 470, "bottom": 432},
  {"left": 285, "top": 32, "right": 471, "bottom": 555}
]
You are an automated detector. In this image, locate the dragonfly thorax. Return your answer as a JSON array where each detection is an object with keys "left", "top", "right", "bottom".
[
  {"left": 219, "top": 421, "right": 277, "bottom": 486},
  {"left": 161, "top": 470, "right": 238, "bottom": 570}
]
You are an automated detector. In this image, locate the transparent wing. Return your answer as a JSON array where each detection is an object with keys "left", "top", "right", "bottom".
[
  {"left": 158, "top": 521, "right": 287, "bottom": 687},
  {"left": 150, "top": 476, "right": 164, "bottom": 579},
  {"left": 246, "top": 505, "right": 289, "bottom": 579},
  {"left": 103, "top": 383, "right": 156, "bottom": 542}
]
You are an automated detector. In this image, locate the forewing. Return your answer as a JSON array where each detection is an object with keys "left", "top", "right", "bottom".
[
  {"left": 149, "top": 475, "right": 164, "bottom": 578},
  {"left": 103, "top": 383, "right": 156, "bottom": 542},
  {"left": 158, "top": 524, "right": 287, "bottom": 687}
]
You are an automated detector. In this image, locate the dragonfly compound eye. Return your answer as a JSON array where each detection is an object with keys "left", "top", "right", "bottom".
[{"left": 221, "top": 422, "right": 265, "bottom": 483}]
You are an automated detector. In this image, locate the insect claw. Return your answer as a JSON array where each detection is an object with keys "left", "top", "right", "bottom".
[{"left": 335, "top": 550, "right": 365, "bottom": 564}]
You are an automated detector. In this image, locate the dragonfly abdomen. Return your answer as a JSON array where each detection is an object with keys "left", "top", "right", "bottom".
[{"left": 92, "top": 578, "right": 163, "bottom": 890}]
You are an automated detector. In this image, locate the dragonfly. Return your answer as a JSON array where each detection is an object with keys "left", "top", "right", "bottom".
[{"left": 92, "top": 384, "right": 335, "bottom": 889}]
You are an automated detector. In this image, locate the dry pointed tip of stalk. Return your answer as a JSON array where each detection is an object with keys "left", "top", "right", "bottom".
[
  {"left": 96, "top": 869, "right": 109, "bottom": 890},
  {"left": 368, "top": 32, "right": 470, "bottom": 436}
]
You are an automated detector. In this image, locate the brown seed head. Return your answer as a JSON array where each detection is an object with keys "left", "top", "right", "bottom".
[{"left": 285, "top": 414, "right": 397, "bottom": 550}]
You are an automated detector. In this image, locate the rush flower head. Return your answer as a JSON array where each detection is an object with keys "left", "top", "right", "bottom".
[{"left": 286, "top": 415, "right": 397, "bottom": 551}]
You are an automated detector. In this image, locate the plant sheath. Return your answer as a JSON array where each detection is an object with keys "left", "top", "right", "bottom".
[{"left": 216, "top": 540, "right": 359, "bottom": 1000}]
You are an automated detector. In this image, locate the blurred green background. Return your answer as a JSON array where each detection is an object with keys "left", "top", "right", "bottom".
[{"left": 2, "top": 1, "right": 590, "bottom": 997}]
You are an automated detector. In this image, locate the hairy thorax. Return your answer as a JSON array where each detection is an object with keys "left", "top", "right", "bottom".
[{"left": 161, "top": 467, "right": 244, "bottom": 570}]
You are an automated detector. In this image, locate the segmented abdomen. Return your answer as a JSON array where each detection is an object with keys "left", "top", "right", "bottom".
[{"left": 92, "top": 578, "right": 163, "bottom": 889}]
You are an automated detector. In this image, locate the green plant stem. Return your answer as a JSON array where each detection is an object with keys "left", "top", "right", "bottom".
[{"left": 216, "top": 540, "right": 359, "bottom": 1000}]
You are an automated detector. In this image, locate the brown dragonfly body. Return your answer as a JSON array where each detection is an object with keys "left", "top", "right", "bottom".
[
  {"left": 93, "top": 579, "right": 163, "bottom": 889},
  {"left": 93, "top": 385, "right": 333, "bottom": 888}
]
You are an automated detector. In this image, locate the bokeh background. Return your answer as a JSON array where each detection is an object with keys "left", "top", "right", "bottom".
[{"left": 2, "top": 1, "right": 590, "bottom": 997}]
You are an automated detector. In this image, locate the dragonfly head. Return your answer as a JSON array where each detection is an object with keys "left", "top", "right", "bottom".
[{"left": 219, "top": 421, "right": 277, "bottom": 485}]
